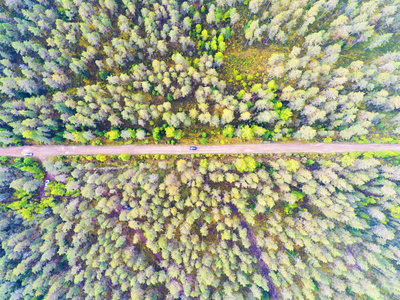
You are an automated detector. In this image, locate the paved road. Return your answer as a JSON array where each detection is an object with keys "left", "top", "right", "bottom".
[{"left": 1, "top": 143, "right": 400, "bottom": 160}]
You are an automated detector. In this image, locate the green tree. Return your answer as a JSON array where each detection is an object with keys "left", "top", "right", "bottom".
[
  {"left": 218, "top": 41, "right": 226, "bottom": 52},
  {"left": 240, "top": 125, "right": 255, "bottom": 140},
  {"left": 200, "top": 159, "right": 208, "bottom": 169},
  {"left": 237, "top": 90, "right": 245, "bottom": 99},
  {"left": 167, "top": 94, "right": 174, "bottom": 102},
  {"left": 252, "top": 125, "right": 267, "bottom": 137},
  {"left": 211, "top": 39, "right": 218, "bottom": 51},
  {"left": 295, "top": 126, "right": 316, "bottom": 141},
  {"left": 165, "top": 127, "right": 175, "bottom": 138},
  {"left": 235, "top": 159, "right": 247, "bottom": 173},
  {"left": 201, "top": 29, "right": 209, "bottom": 41},
  {"left": 174, "top": 129, "right": 184, "bottom": 140},
  {"left": 196, "top": 24, "right": 202, "bottom": 34},
  {"left": 49, "top": 182, "right": 66, "bottom": 196},
  {"left": 244, "top": 157, "right": 258, "bottom": 172},
  {"left": 285, "top": 159, "right": 300, "bottom": 172},
  {"left": 267, "top": 80, "right": 279, "bottom": 91},
  {"left": 136, "top": 129, "right": 146, "bottom": 140},
  {"left": 234, "top": 157, "right": 258, "bottom": 172},
  {"left": 105, "top": 130, "right": 120, "bottom": 141},
  {"left": 215, "top": 52, "right": 223, "bottom": 66},
  {"left": 121, "top": 129, "right": 136, "bottom": 139},
  {"left": 280, "top": 108, "right": 293, "bottom": 121},
  {"left": 152, "top": 127, "right": 162, "bottom": 140}
]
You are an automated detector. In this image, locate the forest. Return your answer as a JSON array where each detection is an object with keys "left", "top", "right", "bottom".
[
  {"left": 0, "top": 0, "right": 400, "bottom": 146},
  {"left": 2, "top": 0, "right": 400, "bottom": 299},
  {"left": 1, "top": 151, "right": 400, "bottom": 299}
]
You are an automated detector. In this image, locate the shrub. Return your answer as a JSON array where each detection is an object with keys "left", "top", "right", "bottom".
[
  {"left": 119, "top": 153, "right": 131, "bottom": 161},
  {"left": 200, "top": 138, "right": 208, "bottom": 145},
  {"left": 222, "top": 125, "right": 235, "bottom": 138},
  {"left": 95, "top": 155, "right": 107, "bottom": 162},
  {"left": 91, "top": 140, "right": 102, "bottom": 146}
]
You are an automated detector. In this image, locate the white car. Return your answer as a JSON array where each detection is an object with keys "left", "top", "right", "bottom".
[
  {"left": 24, "top": 152, "right": 33, "bottom": 157},
  {"left": 44, "top": 180, "right": 50, "bottom": 188}
]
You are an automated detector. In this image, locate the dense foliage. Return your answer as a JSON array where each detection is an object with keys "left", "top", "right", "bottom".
[
  {"left": 0, "top": 156, "right": 52, "bottom": 220},
  {"left": 1, "top": 152, "right": 400, "bottom": 299},
  {"left": 0, "top": 0, "right": 399, "bottom": 146},
  {"left": 2, "top": 0, "right": 400, "bottom": 297}
]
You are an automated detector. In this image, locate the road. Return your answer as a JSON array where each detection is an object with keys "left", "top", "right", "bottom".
[{"left": 1, "top": 143, "right": 400, "bottom": 160}]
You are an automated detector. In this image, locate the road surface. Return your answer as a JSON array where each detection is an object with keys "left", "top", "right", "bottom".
[{"left": 1, "top": 143, "right": 400, "bottom": 160}]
